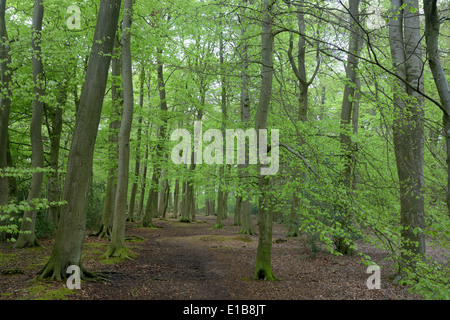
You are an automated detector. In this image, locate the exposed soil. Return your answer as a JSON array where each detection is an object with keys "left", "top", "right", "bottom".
[{"left": 0, "top": 214, "right": 420, "bottom": 300}]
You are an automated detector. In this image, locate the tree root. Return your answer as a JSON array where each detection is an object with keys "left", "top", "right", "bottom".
[{"left": 37, "top": 260, "right": 109, "bottom": 283}]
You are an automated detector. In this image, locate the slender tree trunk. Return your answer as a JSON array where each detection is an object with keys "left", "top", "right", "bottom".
[
  {"left": 173, "top": 179, "right": 179, "bottom": 218},
  {"left": 16, "top": 0, "right": 46, "bottom": 249},
  {"left": 423, "top": 0, "right": 450, "bottom": 218},
  {"left": 158, "top": 169, "right": 169, "bottom": 219},
  {"left": 234, "top": 195, "right": 242, "bottom": 226},
  {"left": 143, "top": 47, "right": 168, "bottom": 226},
  {"left": 254, "top": 0, "right": 276, "bottom": 281},
  {"left": 38, "top": 0, "right": 122, "bottom": 280},
  {"left": 45, "top": 67, "right": 69, "bottom": 225},
  {"left": 105, "top": 0, "right": 134, "bottom": 259},
  {"left": 137, "top": 122, "right": 151, "bottom": 218},
  {"left": 238, "top": 2, "right": 254, "bottom": 235},
  {"left": 334, "top": 0, "right": 361, "bottom": 255},
  {"left": 128, "top": 67, "right": 145, "bottom": 222},
  {"left": 286, "top": 1, "right": 320, "bottom": 238},
  {"left": 0, "top": 0, "right": 12, "bottom": 213},
  {"left": 95, "top": 36, "right": 121, "bottom": 239},
  {"left": 389, "top": 0, "right": 426, "bottom": 269}
]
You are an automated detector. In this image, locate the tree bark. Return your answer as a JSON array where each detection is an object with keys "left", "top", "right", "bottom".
[
  {"left": 105, "top": 0, "right": 134, "bottom": 259},
  {"left": 238, "top": 2, "right": 253, "bottom": 235},
  {"left": 143, "top": 47, "right": 168, "bottom": 226},
  {"left": 173, "top": 179, "right": 179, "bottom": 218},
  {"left": 423, "top": 0, "right": 450, "bottom": 218},
  {"left": 96, "top": 35, "right": 121, "bottom": 239},
  {"left": 128, "top": 66, "right": 145, "bottom": 222},
  {"left": 254, "top": 0, "right": 276, "bottom": 281},
  {"left": 16, "top": 0, "right": 45, "bottom": 248},
  {"left": 389, "top": 0, "right": 426, "bottom": 268},
  {"left": 0, "top": 0, "right": 12, "bottom": 212},
  {"left": 38, "top": 0, "right": 122, "bottom": 280},
  {"left": 45, "top": 65, "right": 69, "bottom": 225},
  {"left": 334, "top": 0, "right": 361, "bottom": 255}
]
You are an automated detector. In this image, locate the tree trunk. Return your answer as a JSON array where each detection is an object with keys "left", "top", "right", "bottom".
[
  {"left": 423, "top": 0, "right": 450, "bottom": 218},
  {"left": 0, "top": 0, "right": 12, "bottom": 213},
  {"left": 335, "top": 0, "right": 361, "bottom": 255},
  {"left": 96, "top": 35, "right": 121, "bottom": 239},
  {"left": 128, "top": 67, "right": 145, "bottom": 222},
  {"left": 142, "top": 47, "right": 168, "bottom": 225},
  {"left": 105, "top": 0, "right": 134, "bottom": 259},
  {"left": 137, "top": 122, "right": 150, "bottom": 218},
  {"left": 254, "top": 0, "right": 276, "bottom": 281},
  {"left": 38, "top": 0, "right": 122, "bottom": 280},
  {"left": 16, "top": 0, "right": 46, "bottom": 249},
  {"left": 234, "top": 195, "right": 242, "bottom": 226},
  {"left": 158, "top": 170, "right": 169, "bottom": 219},
  {"left": 143, "top": 170, "right": 158, "bottom": 227},
  {"left": 389, "top": 0, "right": 426, "bottom": 269},
  {"left": 173, "top": 179, "right": 179, "bottom": 218},
  {"left": 238, "top": 2, "right": 253, "bottom": 235},
  {"left": 45, "top": 66, "right": 68, "bottom": 225},
  {"left": 286, "top": 0, "right": 320, "bottom": 238}
]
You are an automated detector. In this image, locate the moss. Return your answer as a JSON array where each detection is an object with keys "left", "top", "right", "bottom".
[
  {"left": 179, "top": 217, "right": 191, "bottom": 223},
  {"left": 0, "top": 252, "right": 19, "bottom": 266},
  {"left": 22, "top": 282, "right": 76, "bottom": 300},
  {"left": 0, "top": 293, "right": 12, "bottom": 297},
  {"left": 1, "top": 268, "right": 25, "bottom": 275},
  {"left": 125, "top": 236, "right": 145, "bottom": 243},
  {"left": 82, "top": 242, "right": 109, "bottom": 259},
  {"left": 99, "top": 247, "right": 137, "bottom": 265}
]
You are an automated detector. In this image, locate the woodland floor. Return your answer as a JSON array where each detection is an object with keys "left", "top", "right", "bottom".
[{"left": 0, "top": 214, "right": 421, "bottom": 300}]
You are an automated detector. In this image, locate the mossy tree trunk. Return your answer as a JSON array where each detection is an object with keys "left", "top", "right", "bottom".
[
  {"left": 37, "top": 0, "right": 122, "bottom": 280},
  {"left": 253, "top": 0, "right": 276, "bottom": 281}
]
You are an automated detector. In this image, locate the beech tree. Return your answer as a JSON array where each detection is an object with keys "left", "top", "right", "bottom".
[
  {"left": 0, "top": 0, "right": 11, "bottom": 212},
  {"left": 389, "top": 0, "right": 426, "bottom": 265},
  {"left": 38, "top": 0, "right": 122, "bottom": 280},
  {"left": 15, "top": 0, "right": 45, "bottom": 249},
  {"left": 105, "top": 0, "right": 134, "bottom": 259}
]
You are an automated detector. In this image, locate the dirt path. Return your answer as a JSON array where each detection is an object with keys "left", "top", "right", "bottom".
[{"left": 0, "top": 215, "right": 420, "bottom": 300}]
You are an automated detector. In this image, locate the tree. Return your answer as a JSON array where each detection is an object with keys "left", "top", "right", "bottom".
[
  {"left": 95, "top": 36, "right": 122, "bottom": 239},
  {"left": 105, "top": 0, "right": 134, "bottom": 259},
  {"left": 237, "top": 0, "right": 254, "bottom": 236},
  {"left": 388, "top": 0, "right": 426, "bottom": 267},
  {"left": 254, "top": 0, "right": 276, "bottom": 281},
  {"left": 38, "top": 0, "right": 122, "bottom": 280},
  {"left": 15, "top": 0, "right": 46, "bottom": 249},
  {"left": 423, "top": 0, "right": 450, "bottom": 218},
  {"left": 334, "top": 0, "right": 362, "bottom": 255},
  {"left": 128, "top": 66, "right": 146, "bottom": 221},
  {"left": 0, "top": 0, "right": 12, "bottom": 211}
]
